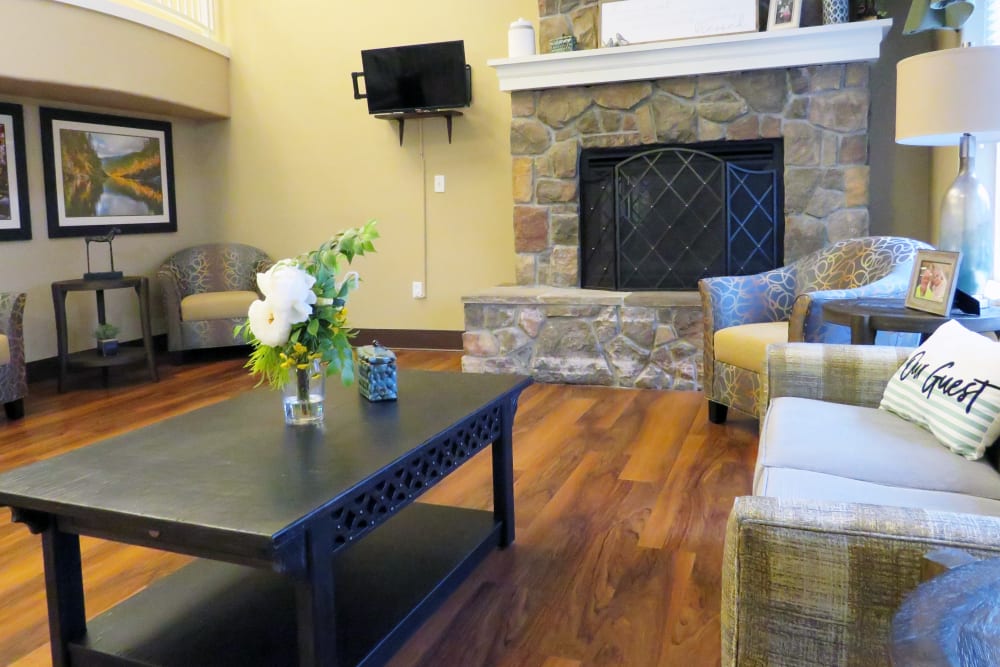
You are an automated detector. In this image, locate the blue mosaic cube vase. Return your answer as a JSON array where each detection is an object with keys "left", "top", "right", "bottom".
[{"left": 357, "top": 342, "right": 398, "bottom": 402}]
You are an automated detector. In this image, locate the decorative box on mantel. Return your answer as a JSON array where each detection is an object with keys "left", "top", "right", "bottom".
[{"left": 357, "top": 343, "right": 398, "bottom": 402}]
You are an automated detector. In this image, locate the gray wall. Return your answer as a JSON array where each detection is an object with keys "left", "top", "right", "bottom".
[{"left": 868, "top": 0, "right": 935, "bottom": 241}]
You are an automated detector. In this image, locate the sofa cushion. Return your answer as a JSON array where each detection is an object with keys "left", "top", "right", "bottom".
[
  {"left": 756, "top": 467, "right": 1000, "bottom": 517},
  {"left": 181, "top": 291, "right": 258, "bottom": 322},
  {"left": 879, "top": 319, "right": 1000, "bottom": 460},
  {"left": 758, "top": 396, "right": 1000, "bottom": 500},
  {"left": 715, "top": 321, "right": 789, "bottom": 372},
  {"left": 0, "top": 334, "right": 8, "bottom": 366}
]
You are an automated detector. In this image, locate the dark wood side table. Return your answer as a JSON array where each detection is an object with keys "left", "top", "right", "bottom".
[
  {"left": 821, "top": 297, "right": 1000, "bottom": 345},
  {"left": 51, "top": 277, "right": 158, "bottom": 392}
]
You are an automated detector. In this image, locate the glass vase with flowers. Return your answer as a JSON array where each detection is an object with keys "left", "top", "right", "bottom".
[{"left": 235, "top": 220, "right": 379, "bottom": 424}]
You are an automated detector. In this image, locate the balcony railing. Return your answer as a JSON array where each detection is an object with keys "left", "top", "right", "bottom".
[
  {"left": 51, "top": 0, "right": 228, "bottom": 56},
  {"left": 138, "top": 0, "right": 216, "bottom": 35}
]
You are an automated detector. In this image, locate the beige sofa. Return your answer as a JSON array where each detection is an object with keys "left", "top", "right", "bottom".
[{"left": 723, "top": 342, "right": 1000, "bottom": 666}]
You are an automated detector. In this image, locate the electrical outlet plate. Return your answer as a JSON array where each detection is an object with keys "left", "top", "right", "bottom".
[{"left": 412, "top": 281, "right": 425, "bottom": 299}]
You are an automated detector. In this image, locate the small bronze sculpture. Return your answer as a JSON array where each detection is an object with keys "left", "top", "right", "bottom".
[{"left": 84, "top": 227, "right": 123, "bottom": 280}]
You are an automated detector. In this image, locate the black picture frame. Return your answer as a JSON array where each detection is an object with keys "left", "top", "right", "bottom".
[
  {"left": 39, "top": 107, "right": 177, "bottom": 238},
  {"left": 0, "top": 102, "right": 32, "bottom": 241}
]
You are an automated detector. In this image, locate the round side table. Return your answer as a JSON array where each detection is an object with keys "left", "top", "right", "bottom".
[
  {"left": 892, "top": 557, "right": 1000, "bottom": 666},
  {"left": 821, "top": 298, "right": 1000, "bottom": 345},
  {"left": 51, "top": 276, "right": 158, "bottom": 392}
]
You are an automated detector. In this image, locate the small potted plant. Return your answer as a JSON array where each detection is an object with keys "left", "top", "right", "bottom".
[
  {"left": 857, "top": 0, "right": 887, "bottom": 20},
  {"left": 94, "top": 322, "right": 120, "bottom": 357}
]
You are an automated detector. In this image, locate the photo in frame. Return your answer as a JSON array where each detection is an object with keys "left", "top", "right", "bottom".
[
  {"left": 39, "top": 107, "right": 177, "bottom": 238},
  {"left": 768, "top": 0, "right": 803, "bottom": 29},
  {"left": 905, "top": 249, "right": 962, "bottom": 316},
  {"left": 0, "top": 103, "right": 31, "bottom": 241}
]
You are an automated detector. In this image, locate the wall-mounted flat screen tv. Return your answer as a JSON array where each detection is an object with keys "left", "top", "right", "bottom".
[{"left": 352, "top": 40, "right": 472, "bottom": 115}]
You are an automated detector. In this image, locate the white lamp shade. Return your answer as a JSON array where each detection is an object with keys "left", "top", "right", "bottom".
[{"left": 896, "top": 45, "right": 1000, "bottom": 146}]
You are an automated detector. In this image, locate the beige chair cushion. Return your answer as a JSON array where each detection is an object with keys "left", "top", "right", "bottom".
[
  {"left": 758, "top": 397, "right": 1000, "bottom": 500},
  {"left": 715, "top": 321, "right": 789, "bottom": 372},
  {"left": 181, "top": 291, "right": 258, "bottom": 321},
  {"left": 0, "top": 334, "right": 8, "bottom": 366}
]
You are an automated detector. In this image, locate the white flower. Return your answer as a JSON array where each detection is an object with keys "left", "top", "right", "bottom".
[
  {"left": 256, "top": 262, "right": 317, "bottom": 324},
  {"left": 247, "top": 299, "right": 292, "bottom": 347}
]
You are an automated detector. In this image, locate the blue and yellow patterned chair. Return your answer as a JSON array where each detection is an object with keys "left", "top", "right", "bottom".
[
  {"left": 157, "top": 244, "right": 272, "bottom": 358},
  {"left": 698, "top": 236, "right": 931, "bottom": 423},
  {"left": 0, "top": 292, "right": 26, "bottom": 420}
]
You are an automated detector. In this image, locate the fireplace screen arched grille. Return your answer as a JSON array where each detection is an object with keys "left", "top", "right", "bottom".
[{"left": 580, "top": 141, "right": 783, "bottom": 290}]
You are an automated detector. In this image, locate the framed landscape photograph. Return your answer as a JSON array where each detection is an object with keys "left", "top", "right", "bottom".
[
  {"left": 767, "top": 0, "right": 802, "bottom": 30},
  {"left": 39, "top": 107, "right": 177, "bottom": 238},
  {"left": 0, "top": 103, "right": 31, "bottom": 241},
  {"left": 905, "top": 249, "right": 961, "bottom": 316}
]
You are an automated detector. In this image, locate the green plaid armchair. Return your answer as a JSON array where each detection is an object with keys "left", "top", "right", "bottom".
[
  {"left": 724, "top": 342, "right": 1000, "bottom": 666},
  {"left": 698, "top": 236, "right": 930, "bottom": 423}
]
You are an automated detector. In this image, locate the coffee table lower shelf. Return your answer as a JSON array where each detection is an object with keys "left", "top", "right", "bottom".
[{"left": 67, "top": 503, "right": 500, "bottom": 667}]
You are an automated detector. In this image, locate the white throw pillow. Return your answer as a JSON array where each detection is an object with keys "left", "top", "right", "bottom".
[{"left": 879, "top": 320, "right": 1000, "bottom": 460}]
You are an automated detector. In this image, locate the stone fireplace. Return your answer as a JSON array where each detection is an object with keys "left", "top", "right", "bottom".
[{"left": 463, "top": 23, "right": 881, "bottom": 389}]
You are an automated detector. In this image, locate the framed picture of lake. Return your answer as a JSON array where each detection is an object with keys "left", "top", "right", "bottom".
[
  {"left": 0, "top": 103, "right": 32, "bottom": 241},
  {"left": 39, "top": 108, "right": 177, "bottom": 238}
]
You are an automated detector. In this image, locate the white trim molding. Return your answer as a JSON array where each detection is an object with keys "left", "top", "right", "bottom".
[{"left": 488, "top": 19, "right": 891, "bottom": 92}]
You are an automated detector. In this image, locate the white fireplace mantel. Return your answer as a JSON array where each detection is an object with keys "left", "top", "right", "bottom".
[{"left": 488, "top": 19, "right": 892, "bottom": 92}]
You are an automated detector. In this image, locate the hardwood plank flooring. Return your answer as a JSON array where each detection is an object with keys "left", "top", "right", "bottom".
[{"left": 0, "top": 350, "right": 758, "bottom": 667}]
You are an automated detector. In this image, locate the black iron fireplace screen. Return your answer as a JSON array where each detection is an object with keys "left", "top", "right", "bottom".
[{"left": 580, "top": 140, "right": 784, "bottom": 290}]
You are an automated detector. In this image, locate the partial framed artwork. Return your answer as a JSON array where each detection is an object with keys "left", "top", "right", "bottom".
[
  {"left": 905, "top": 249, "right": 961, "bottom": 316},
  {"left": 767, "top": 0, "right": 803, "bottom": 30},
  {"left": 39, "top": 107, "right": 177, "bottom": 238},
  {"left": 0, "top": 103, "right": 32, "bottom": 241},
  {"left": 600, "top": 0, "right": 758, "bottom": 46}
]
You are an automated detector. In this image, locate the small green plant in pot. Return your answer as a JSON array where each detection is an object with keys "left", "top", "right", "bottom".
[{"left": 94, "top": 322, "right": 120, "bottom": 357}]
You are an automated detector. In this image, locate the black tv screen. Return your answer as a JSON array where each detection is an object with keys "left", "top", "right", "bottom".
[{"left": 359, "top": 40, "right": 470, "bottom": 114}]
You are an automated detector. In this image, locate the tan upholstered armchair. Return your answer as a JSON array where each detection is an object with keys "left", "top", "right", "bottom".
[
  {"left": 157, "top": 244, "right": 272, "bottom": 358},
  {"left": 698, "top": 236, "right": 931, "bottom": 423},
  {"left": 0, "top": 292, "right": 26, "bottom": 420}
]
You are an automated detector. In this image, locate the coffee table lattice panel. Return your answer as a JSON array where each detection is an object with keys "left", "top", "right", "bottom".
[{"left": 328, "top": 404, "right": 504, "bottom": 550}]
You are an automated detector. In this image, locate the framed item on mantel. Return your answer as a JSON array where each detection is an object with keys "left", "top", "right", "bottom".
[
  {"left": 39, "top": 107, "right": 177, "bottom": 238},
  {"left": 0, "top": 103, "right": 31, "bottom": 241},
  {"left": 600, "top": 0, "right": 758, "bottom": 46},
  {"left": 768, "top": 0, "right": 803, "bottom": 29}
]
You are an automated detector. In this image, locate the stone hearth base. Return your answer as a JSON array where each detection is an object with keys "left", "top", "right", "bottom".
[{"left": 462, "top": 287, "right": 703, "bottom": 389}]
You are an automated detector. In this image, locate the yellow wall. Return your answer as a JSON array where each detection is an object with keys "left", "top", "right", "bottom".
[
  {"left": 0, "top": 0, "right": 537, "bottom": 361},
  {"left": 213, "top": 0, "right": 535, "bottom": 330}
]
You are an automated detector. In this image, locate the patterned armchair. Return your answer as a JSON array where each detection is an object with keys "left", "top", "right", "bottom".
[
  {"left": 0, "top": 292, "right": 26, "bottom": 420},
  {"left": 698, "top": 236, "right": 931, "bottom": 423},
  {"left": 157, "top": 244, "right": 272, "bottom": 357}
]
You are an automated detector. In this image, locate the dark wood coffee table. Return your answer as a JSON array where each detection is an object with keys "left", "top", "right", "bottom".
[
  {"left": 0, "top": 370, "right": 530, "bottom": 667},
  {"left": 821, "top": 297, "right": 1000, "bottom": 345}
]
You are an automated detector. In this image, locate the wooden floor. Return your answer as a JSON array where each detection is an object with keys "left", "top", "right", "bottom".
[{"left": 0, "top": 350, "right": 758, "bottom": 667}]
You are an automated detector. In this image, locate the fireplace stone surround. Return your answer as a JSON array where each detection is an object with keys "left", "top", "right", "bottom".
[{"left": 463, "top": 56, "right": 875, "bottom": 389}]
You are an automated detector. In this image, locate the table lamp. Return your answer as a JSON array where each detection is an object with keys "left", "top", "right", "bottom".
[{"left": 896, "top": 44, "right": 1000, "bottom": 305}]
